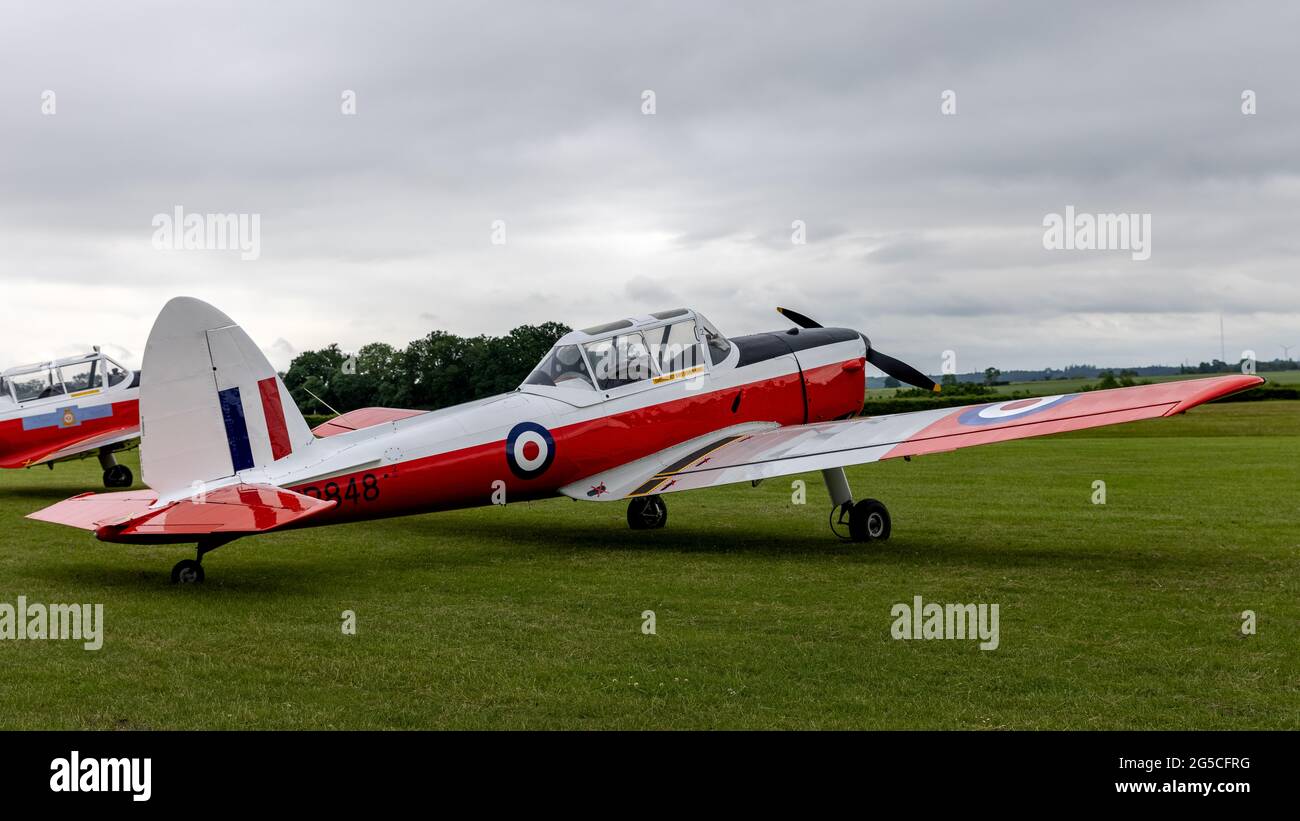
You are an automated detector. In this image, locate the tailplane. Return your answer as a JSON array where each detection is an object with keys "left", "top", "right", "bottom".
[{"left": 27, "top": 484, "right": 333, "bottom": 544}]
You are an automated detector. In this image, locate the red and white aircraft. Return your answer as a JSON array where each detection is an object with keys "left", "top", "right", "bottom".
[
  {"left": 30, "top": 297, "right": 1262, "bottom": 583},
  {"left": 1, "top": 349, "right": 140, "bottom": 487}
]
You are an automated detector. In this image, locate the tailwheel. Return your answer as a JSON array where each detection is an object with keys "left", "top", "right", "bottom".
[
  {"left": 171, "top": 538, "right": 230, "bottom": 584},
  {"left": 627, "top": 495, "right": 668, "bottom": 530},
  {"left": 102, "top": 463, "right": 133, "bottom": 488},
  {"left": 848, "top": 498, "right": 891, "bottom": 543},
  {"left": 171, "top": 559, "right": 205, "bottom": 585}
]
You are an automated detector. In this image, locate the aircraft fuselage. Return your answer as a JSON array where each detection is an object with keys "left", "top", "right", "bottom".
[{"left": 244, "top": 327, "right": 866, "bottom": 530}]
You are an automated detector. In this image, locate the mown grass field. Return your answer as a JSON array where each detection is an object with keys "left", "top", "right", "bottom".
[{"left": 0, "top": 401, "right": 1296, "bottom": 730}]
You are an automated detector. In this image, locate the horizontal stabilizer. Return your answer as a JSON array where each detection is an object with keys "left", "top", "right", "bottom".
[
  {"left": 27, "top": 490, "right": 160, "bottom": 531},
  {"left": 28, "top": 484, "right": 335, "bottom": 544}
]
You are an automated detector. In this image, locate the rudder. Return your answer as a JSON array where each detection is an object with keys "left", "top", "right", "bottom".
[{"left": 140, "top": 297, "right": 312, "bottom": 494}]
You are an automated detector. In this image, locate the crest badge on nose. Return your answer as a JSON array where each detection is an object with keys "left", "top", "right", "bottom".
[{"left": 506, "top": 422, "right": 555, "bottom": 479}]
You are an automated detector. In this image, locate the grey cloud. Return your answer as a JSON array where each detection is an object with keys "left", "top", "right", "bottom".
[{"left": 0, "top": 1, "right": 1297, "bottom": 371}]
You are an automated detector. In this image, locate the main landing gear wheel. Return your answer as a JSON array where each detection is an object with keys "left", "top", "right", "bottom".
[
  {"left": 627, "top": 495, "right": 668, "bottom": 530},
  {"left": 102, "top": 463, "right": 133, "bottom": 488},
  {"left": 171, "top": 559, "right": 205, "bottom": 585},
  {"left": 849, "top": 498, "right": 891, "bottom": 543}
]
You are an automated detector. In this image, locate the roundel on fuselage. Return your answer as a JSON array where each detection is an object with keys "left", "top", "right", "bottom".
[{"left": 506, "top": 421, "right": 555, "bottom": 479}]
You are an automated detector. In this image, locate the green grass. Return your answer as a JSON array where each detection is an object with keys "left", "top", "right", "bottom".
[{"left": 1, "top": 402, "right": 1297, "bottom": 729}]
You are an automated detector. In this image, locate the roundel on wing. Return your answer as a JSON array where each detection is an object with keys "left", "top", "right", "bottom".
[
  {"left": 506, "top": 422, "right": 555, "bottom": 479},
  {"left": 957, "top": 394, "right": 1076, "bottom": 427}
]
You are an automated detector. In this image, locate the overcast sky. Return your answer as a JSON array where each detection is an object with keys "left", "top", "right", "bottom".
[{"left": 2, "top": 1, "right": 1297, "bottom": 375}]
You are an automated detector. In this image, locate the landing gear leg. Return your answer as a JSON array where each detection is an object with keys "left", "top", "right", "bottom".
[
  {"left": 627, "top": 495, "right": 668, "bottom": 530},
  {"left": 170, "top": 538, "right": 231, "bottom": 585},
  {"left": 823, "top": 467, "right": 892, "bottom": 543},
  {"left": 98, "top": 447, "right": 133, "bottom": 489},
  {"left": 824, "top": 467, "right": 856, "bottom": 539}
]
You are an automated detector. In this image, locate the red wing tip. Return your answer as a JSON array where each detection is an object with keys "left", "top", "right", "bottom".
[
  {"left": 1225, "top": 374, "right": 1265, "bottom": 388},
  {"left": 1167, "top": 373, "right": 1266, "bottom": 414}
]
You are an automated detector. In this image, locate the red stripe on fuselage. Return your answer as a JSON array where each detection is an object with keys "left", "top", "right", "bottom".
[
  {"left": 283, "top": 358, "right": 865, "bottom": 529},
  {"left": 258, "top": 378, "right": 293, "bottom": 461}
]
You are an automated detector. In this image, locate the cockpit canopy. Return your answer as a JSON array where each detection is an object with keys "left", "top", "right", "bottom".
[
  {"left": 0, "top": 351, "right": 132, "bottom": 405},
  {"left": 522, "top": 308, "right": 732, "bottom": 392}
]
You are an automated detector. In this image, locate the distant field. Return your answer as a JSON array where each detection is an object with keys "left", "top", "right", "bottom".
[
  {"left": 0, "top": 402, "right": 1296, "bottom": 729},
  {"left": 868, "top": 369, "right": 1300, "bottom": 399}
]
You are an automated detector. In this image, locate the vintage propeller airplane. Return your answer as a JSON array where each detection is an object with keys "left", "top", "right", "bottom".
[
  {"left": 1, "top": 349, "right": 140, "bottom": 487},
  {"left": 29, "top": 297, "right": 1261, "bottom": 583}
]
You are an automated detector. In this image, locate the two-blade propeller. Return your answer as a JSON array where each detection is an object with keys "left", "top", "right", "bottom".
[{"left": 776, "top": 307, "right": 940, "bottom": 393}]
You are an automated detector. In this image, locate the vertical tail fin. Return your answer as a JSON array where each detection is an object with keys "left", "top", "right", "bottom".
[{"left": 140, "top": 297, "right": 311, "bottom": 494}]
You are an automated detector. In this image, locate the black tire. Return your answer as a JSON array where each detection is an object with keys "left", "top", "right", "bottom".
[
  {"left": 848, "top": 498, "right": 891, "bottom": 542},
  {"left": 627, "top": 495, "right": 668, "bottom": 530},
  {"left": 103, "top": 464, "right": 133, "bottom": 488},
  {"left": 171, "top": 559, "right": 205, "bottom": 585}
]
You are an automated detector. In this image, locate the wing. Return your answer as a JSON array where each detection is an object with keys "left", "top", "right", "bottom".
[
  {"left": 312, "top": 407, "right": 427, "bottom": 437},
  {"left": 29, "top": 429, "right": 139, "bottom": 466},
  {"left": 0, "top": 426, "right": 139, "bottom": 469},
  {"left": 561, "top": 375, "right": 1263, "bottom": 500},
  {"left": 559, "top": 421, "right": 780, "bottom": 500},
  {"left": 28, "top": 483, "right": 335, "bottom": 544}
]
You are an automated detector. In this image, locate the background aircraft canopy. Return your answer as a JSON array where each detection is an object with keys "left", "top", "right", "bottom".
[{"left": 0, "top": 351, "right": 132, "bottom": 405}]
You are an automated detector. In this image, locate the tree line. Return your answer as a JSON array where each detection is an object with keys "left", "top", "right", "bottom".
[
  {"left": 282, "top": 322, "right": 571, "bottom": 415},
  {"left": 1179, "top": 358, "right": 1298, "bottom": 374}
]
